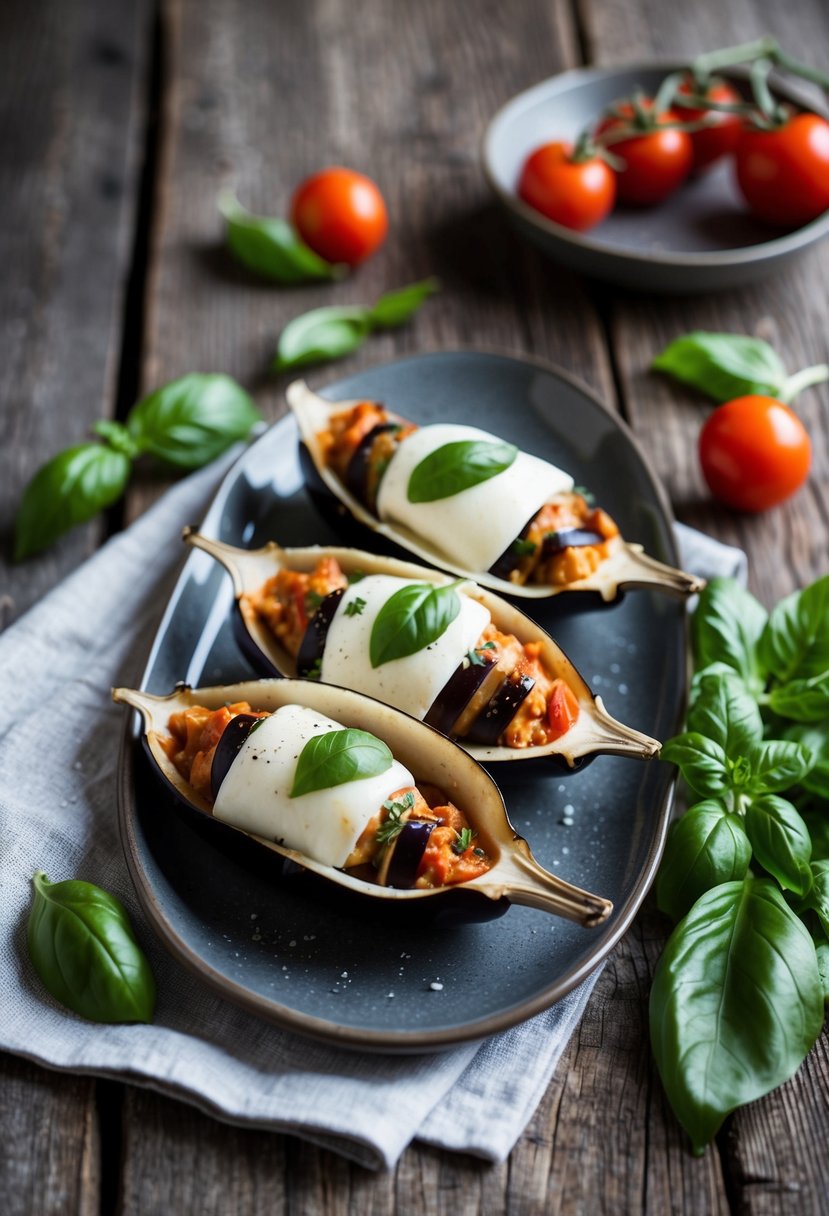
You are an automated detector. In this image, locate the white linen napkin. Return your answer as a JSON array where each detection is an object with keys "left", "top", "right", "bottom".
[{"left": 0, "top": 453, "right": 745, "bottom": 1170}]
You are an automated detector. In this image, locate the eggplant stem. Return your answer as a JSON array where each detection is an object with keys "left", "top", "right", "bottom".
[
  {"left": 494, "top": 846, "right": 613, "bottom": 928},
  {"left": 586, "top": 698, "right": 661, "bottom": 760}
]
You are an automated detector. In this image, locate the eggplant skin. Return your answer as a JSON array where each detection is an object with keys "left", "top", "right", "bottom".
[
  {"left": 210, "top": 713, "right": 262, "bottom": 799},
  {"left": 423, "top": 660, "right": 494, "bottom": 736},
  {"left": 385, "top": 820, "right": 436, "bottom": 889},
  {"left": 463, "top": 674, "right": 535, "bottom": 746},
  {"left": 296, "top": 589, "right": 344, "bottom": 678}
]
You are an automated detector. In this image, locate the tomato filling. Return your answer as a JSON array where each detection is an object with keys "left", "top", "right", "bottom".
[
  {"left": 162, "top": 705, "right": 491, "bottom": 889},
  {"left": 317, "top": 404, "right": 619, "bottom": 586},
  {"left": 243, "top": 557, "right": 580, "bottom": 747}
]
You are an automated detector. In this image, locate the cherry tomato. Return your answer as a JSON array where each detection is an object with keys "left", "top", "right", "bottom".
[
  {"left": 698, "top": 395, "right": 811, "bottom": 512},
  {"left": 517, "top": 141, "right": 616, "bottom": 232},
  {"left": 675, "top": 76, "right": 743, "bottom": 171},
  {"left": 598, "top": 103, "right": 693, "bottom": 205},
  {"left": 291, "top": 167, "right": 388, "bottom": 265},
  {"left": 547, "top": 679, "right": 580, "bottom": 740},
  {"left": 735, "top": 113, "right": 829, "bottom": 227}
]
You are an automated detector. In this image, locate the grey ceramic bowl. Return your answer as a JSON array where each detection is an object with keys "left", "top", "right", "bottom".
[
  {"left": 118, "top": 350, "right": 686, "bottom": 1052},
  {"left": 482, "top": 63, "right": 829, "bottom": 293}
]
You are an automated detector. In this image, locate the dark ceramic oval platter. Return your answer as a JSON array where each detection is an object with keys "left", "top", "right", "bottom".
[
  {"left": 483, "top": 63, "right": 829, "bottom": 293},
  {"left": 118, "top": 350, "right": 686, "bottom": 1052}
]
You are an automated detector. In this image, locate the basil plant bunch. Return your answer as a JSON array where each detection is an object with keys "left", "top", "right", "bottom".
[{"left": 651, "top": 574, "right": 829, "bottom": 1154}]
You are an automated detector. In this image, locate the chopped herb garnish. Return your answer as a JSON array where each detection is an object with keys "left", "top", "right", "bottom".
[
  {"left": 376, "top": 791, "right": 416, "bottom": 845},
  {"left": 513, "top": 537, "right": 537, "bottom": 556},
  {"left": 466, "top": 641, "right": 496, "bottom": 666},
  {"left": 305, "top": 590, "right": 324, "bottom": 613},
  {"left": 346, "top": 569, "right": 365, "bottom": 585},
  {"left": 344, "top": 596, "right": 366, "bottom": 617},
  {"left": 305, "top": 658, "right": 322, "bottom": 681},
  {"left": 452, "top": 827, "right": 475, "bottom": 854},
  {"left": 573, "top": 485, "right": 595, "bottom": 504}
]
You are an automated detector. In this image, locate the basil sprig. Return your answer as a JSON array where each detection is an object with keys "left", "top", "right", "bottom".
[
  {"left": 219, "top": 193, "right": 343, "bottom": 283},
  {"left": 272, "top": 279, "right": 439, "bottom": 371},
  {"left": 289, "top": 728, "right": 393, "bottom": 798},
  {"left": 27, "top": 871, "right": 156, "bottom": 1023},
  {"left": 651, "top": 573, "right": 829, "bottom": 1154},
  {"left": 15, "top": 374, "right": 260, "bottom": 560},
  {"left": 652, "top": 331, "right": 829, "bottom": 405},
  {"left": 407, "top": 439, "right": 518, "bottom": 504},
  {"left": 369, "top": 581, "right": 462, "bottom": 668}
]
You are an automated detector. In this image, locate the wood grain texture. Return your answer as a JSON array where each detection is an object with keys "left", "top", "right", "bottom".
[
  {"left": 0, "top": 1053, "right": 99, "bottom": 1216},
  {"left": 0, "top": 0, "right": 148, "bottom": 626}
]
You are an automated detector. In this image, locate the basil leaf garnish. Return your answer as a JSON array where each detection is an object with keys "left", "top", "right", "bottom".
[
  {"left": 652, "top": 332, "right": 787, "bottom": 402},
  {"left": 660, "top": 733, "right": 730, "bottom": 798},
  {"left": 289, "top": 728, "right": 392, "bottom": 798},
  {"left": 649, "top": 877, "right": 823, "bottom": 1155},
  {"left": 767, "top": 672, "right": 829, "bottom": 722},
  {"left": 407, "top": 439, "right": 518, "bottom": 504},
  {"left": 757, "top": 575, "right": 829, "bottom": 683},
  {"left": 369, "top": 581, "right": 462, "bottom": 668},
  {"left": 784, "top": 722, "right": 829, "bottom": 799},
  {"left": 14, "top": 443, "right": 131, "bottom": 561},
  {"left": 219, "top": 193, "right": 341, "bottom": 283},
  {"left": 27, "top": 871, "right": 156, "bottom": 1023},
  {"left": 127, "top": 373, "right": 261, "bottom": 468},
  {"left": 686, "top": 673, "right": 763, "bottom": 757},
  {"left": 273, "top": 279, "right": 438, "bottom": 371},
  {"left": 656, "top": 801, "right": 751, "bottom": 923}
]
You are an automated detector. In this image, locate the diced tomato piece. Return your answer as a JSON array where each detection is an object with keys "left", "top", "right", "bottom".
[{"left": 547, "top": 679, "right": 579, "bottom": 740}]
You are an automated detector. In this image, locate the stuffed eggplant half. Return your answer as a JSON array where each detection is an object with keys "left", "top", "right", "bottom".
[
  {"left": 114, "top": 680, "right": 613, "bottom": 926},
  {"left": 183, "top": 531, "right": 660, "bottom": 767},
  {"left": 286, "top": 380, "right": 703, "bottom": 602}
]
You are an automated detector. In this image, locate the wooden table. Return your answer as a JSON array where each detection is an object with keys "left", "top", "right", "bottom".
[{"left": 3, "top": 0, "right": 828, "bottom": 1210}]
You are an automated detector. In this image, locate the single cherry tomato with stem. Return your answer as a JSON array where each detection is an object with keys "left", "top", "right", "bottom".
[
  {"left": 736, "top": 112, "right": 829, "bottom": 227},
  {"left": 291, "top": 167, "right": 388, "bottom": 266},
  {"left": 517, "top": 139, "right": 616, "bottom": 232},
  {"left": 674, "top": 75, "right": 744, "bottom": 170},
  {"left": 596, "top": 96, "right": 694, "bottom": 206}
]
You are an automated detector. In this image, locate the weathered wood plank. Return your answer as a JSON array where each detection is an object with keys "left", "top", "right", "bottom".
[
  {"left": 582, "top": 0, "right": 829, "bottom": 1205},
  {"left": 0, "top": 0, "right": 149, "bottom": 626},
  {"left": 0, "top": 1053, "right": 99, "bottom": 1216}
]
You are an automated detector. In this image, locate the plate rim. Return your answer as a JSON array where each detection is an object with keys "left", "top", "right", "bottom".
[
  {"left": 481, "top": 60, "right": 829, "bottom": 269},
  {"left": 117, "top": 346, "right": 684, "bottom": 1053}
]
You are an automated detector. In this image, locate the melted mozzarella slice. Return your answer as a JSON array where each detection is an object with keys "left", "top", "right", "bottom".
[
  {"left": 376, "top": 423, "right": 573, "bottom": 572},
  {"left": 320, "top": 574, "right": 490, "bottom": 719},
  {"left": 213, "top": 704, "right": 413, "bottom": 869}
]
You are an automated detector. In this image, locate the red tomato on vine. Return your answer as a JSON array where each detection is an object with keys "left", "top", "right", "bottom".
[
  {"left": 597, "top": 102, "right": 693, "bottom": 206},
  {"left": 736, "top": 113, "right": 829, "bottom": 227},
  {"left": 675, "top": 76, "right": 743, "bottom": 170},
  {"left": 517, "top": 141, "right": 616, "bottom": 232}
]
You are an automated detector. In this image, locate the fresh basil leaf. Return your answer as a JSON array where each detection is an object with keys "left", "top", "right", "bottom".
[
  {"left": 219, "top": 193, "right": 341, "bottom": 283},
  {"left": 128, "top": 374, "right": 260, "bottom": 468},
  {"left": 660, "top": 733, "right": 730, "bottom": 798},
  {"left": 92, "top": 419, "right": 141, "bottom": 460},
  {"left": 289, "top": 728, "right": 392, "bottom": 798},
  {"left": 758, "top": 575, "right": 829, "bottom": 683},
  {"left": 369, "top": 581, "right": 462, "bottom": 668},
  {"left": 691, "top": 577, "right": 768, "bottom": 693},
  {"left": 27, "top": 871, "right": 155, "bottom": 1023},
  {"left": 687, "top": 673, "right": 763, "bottom": 756},
  {"left": 811, "top": 927, "right": 829, "bottom": 1003},
  {"left": 744, "top": 795, "right": 812, "bottom": 895},
  {"left": 656, "top": 801, "right": 751, "bottom": 922},
  {"left": 14, "top": 443, "right": 131, "bottom": 561},
  {"left": 367, "top": 278, "right": 440, "bottom": 327},
  {"left": 651, "top": 332, "right": 787, "bottom": 403},
  {"left": 273, "top": 307, "right": 372, "bottom": 371},
  {"left": 744, "top": 739, "right": 813, "bottom": 795},
  {"left": 407, "top": 440, "right": 518, "bottom": 504},
  {"left": 272, "top": 280, "right": 438, "bottom": 371},
  {"left": 767, "top": 672, "right": 829, "bottom": 722},
  {"left": 798, "top": 860, "right": 829, "bottom": 936},
  {"left": 649, "top": 877, "right": 823, "bottom": 1155},
  {"left": 801, "top": 802, "right": 829, "bottom": 859},
  {"left": 784, "top": 722, "right": 829, "bottom": 800}
]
